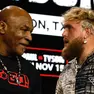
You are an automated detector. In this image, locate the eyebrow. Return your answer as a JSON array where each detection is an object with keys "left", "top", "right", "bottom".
[
  {"left": 63, "top": 24, "right": 73, "bottom": 29},
  {"left": 22, "top": 25, "right": 33, "bottom": 31}
]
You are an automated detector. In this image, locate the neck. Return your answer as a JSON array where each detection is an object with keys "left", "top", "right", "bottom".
[{"left": 0, "top": 43, "right": 15, "bottom": 57}]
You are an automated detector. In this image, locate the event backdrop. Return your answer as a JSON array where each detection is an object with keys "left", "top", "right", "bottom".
[{"left": 0, "top": 0, "right": 93, "bottom": 94}]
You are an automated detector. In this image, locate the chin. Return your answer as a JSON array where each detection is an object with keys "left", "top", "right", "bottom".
[
  {"left": 18, "top": 48, "right": 26, "bottom": 55},
  {"left": 64, "top": 43, "right": 69, "bottom": 47},
  {"left": 16, "top": 51, "right": 24, "bottom": 56}
]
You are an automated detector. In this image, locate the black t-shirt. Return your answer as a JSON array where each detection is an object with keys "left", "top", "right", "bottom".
[{"left": 0, "top": 55, "right": 41, "bottom": 94}]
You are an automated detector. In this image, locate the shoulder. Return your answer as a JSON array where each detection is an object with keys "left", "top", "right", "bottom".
[
  {"left": 59, "top": 63, "right": 73, "bottom": 80},
  {"left": 18, "top": 57, "right": 41, "bottom": 94},
  {"left": 58, "top": 58, "right": 77, "bottom": 82},
  {"left": 60, "top": 58, "right": 77, "bottom": 75},
  {"left": 19, "top": 56, "right": 33, "bottom": 67},
  {"left": 19, "top": 56, "right": 40, "bottom": 75}
]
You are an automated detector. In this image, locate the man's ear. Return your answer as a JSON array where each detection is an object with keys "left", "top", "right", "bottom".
[
  {"left": 0, "top": 21, "right": 7, "bottom": 34},
  {"left": 84, "top": 28, "right": 92, "bottom": 38}
]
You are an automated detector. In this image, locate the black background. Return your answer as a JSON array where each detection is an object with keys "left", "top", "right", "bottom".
[{"left": 0, "top": 0, "right": 94, "bottom": 94}]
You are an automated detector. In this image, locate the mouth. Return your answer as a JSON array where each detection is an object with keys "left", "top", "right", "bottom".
[
  {"left": 19, "top": 43, "right": 29, "bottom": 47},
  {"left": 64, "top": 40, "right": 69, "bottom": 46}
]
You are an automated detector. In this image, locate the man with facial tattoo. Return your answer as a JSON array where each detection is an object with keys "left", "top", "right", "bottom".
[
  {"left": 0, "top": 5, "right": 41, "bottom": 94},
  {"left": 55, "top": 7, "right": 94, "bottom": 94}
]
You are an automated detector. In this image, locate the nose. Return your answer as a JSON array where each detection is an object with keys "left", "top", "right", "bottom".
[
  {"left": 62, "top": 30, "right": 67, "bottom": 37},
  {"left": 25, "top": 31, "right": 32, "bottom": 41}
]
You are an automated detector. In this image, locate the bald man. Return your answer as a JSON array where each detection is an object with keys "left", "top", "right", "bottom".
[{"left": 0, "top": 5, "right": 41, "bottom": 94}]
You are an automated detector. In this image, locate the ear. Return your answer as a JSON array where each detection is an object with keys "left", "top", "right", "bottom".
[
  {"left": 84, "top": 28, "right": 92, "bottom": 38},
  {"left": 0, "top": 21, "right": 7, "bottom": 34}
]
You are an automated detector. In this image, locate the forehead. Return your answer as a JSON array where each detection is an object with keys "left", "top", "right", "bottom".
[
  {"left": 64, "top": 20, "right": 81, "bottom": 27},
  {"left": 63, "top": 20, "right": 83, "bottom": 36},
  {"left": 8, "top": 15, "right": 33, "bottom": 29}
]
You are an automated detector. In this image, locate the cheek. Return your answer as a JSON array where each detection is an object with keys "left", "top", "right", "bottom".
[
  {"left": 17, "top": 30, "right": 23, "bottom": 35},
  {"left": 10, "top": 35, "right": 22, "bottom": 48},
  {"left": 9, "top": 38, "right": 17, "bottom": 49},
  {"left": 70, "top": 31, "right": 81, "bottom": 40},
  {"left": 14, "top": 32, "right": 24, "bottom": 42}
]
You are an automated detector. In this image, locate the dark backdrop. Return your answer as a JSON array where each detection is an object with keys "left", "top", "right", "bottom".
[{"left": 0, "top": 1, "right": 94, "bottom": 94}]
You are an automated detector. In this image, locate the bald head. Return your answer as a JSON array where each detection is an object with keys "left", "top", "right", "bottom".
[
  {"left": 0, "top": 5, "right": 33, "bottom": 56},
  {"left": 0, "top": 5, "right": 32, "bottom": 23}
]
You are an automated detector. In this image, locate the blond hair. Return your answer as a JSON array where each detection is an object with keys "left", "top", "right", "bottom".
[{"left": 62, "top": 7, "right": 94, "bottom": 30}]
